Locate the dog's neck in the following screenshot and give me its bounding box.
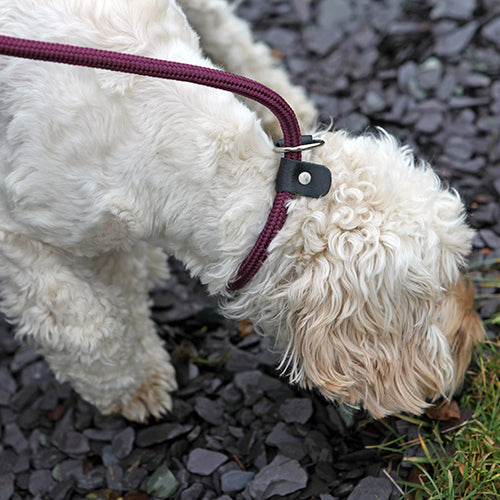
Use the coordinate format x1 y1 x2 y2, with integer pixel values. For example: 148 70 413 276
123 79 279 294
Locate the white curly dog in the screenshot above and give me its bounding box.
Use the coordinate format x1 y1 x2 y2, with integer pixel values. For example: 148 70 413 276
0 0 484 421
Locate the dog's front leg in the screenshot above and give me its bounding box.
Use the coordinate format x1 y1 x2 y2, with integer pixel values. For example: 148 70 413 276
0 232 176 422
177 0 317 138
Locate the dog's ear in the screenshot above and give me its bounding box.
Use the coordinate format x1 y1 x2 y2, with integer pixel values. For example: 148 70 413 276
281 250 460 418
435 277 485 394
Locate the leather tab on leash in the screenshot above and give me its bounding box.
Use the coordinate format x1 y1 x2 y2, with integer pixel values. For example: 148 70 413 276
277 158 331 198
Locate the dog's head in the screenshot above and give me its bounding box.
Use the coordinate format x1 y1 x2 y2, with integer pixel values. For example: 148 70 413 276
227 129 484 418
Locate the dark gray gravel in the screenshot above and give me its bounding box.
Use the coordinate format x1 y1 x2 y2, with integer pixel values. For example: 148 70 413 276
1 0 499 499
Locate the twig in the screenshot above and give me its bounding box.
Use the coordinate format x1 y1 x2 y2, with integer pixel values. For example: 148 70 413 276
383 468 405 496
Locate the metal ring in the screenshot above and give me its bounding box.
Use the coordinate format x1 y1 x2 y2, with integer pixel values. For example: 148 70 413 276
273 139 325 154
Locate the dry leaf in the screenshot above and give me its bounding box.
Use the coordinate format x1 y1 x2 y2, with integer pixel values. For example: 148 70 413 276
454 459 466 477
271 47 283 59
424 399 461 421
238 319 254 338
86 490 121 500
124 492 148 500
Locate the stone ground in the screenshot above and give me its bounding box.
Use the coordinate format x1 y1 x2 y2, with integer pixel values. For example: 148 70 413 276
0 0 499 499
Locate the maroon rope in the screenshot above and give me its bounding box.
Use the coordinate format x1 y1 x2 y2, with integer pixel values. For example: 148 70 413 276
0 34 302 290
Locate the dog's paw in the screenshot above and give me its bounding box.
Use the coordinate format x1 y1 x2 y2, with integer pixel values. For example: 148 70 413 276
104 364 178 422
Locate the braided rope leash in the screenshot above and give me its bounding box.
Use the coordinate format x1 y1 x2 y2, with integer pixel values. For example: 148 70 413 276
0 34 329 290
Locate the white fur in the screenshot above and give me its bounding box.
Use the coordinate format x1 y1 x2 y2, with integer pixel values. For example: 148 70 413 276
0 0 482 420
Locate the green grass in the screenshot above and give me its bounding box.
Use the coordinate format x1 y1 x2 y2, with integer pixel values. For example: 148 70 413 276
414 343 499 499
373 259 500 499
373 342 500 499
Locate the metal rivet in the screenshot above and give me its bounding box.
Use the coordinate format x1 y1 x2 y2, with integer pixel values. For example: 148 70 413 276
298 171 312 185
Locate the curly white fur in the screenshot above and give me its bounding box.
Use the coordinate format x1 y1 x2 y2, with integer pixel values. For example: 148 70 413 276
225 130 483 416
0 0 483 421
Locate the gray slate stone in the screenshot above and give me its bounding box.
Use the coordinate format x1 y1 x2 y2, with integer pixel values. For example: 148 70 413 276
180 483 205 500
225 349 259 373
246 455 308 499
75 466 106 490
318 0 352 29
493 178 500 198
261 27 299 55
101 445 118 466
233 370 283 405
482 16 500 49
221 470 255 493
31 448 65 470
417 57 443 90
481 297 500 319
10 383 39 411
122 467 148 490
51 431 90 456
416 112 443 133
431 0 477 21
435 21 478 56
186 448 228 476
49 479 74 500
194 396 223 425
106 463 124 491
279 398 313 424
28 469 56 496
292 0 311 23
3 423 28 453
266 423 307 460
303 23 342 56
304 430 333 462
82 428 117 441
0 367 17 395
347 476 392 500
136 423 193 447
361 91 386 114
111 427 135 459
444 136 473 161
0 473 14 500
10 348 40 372
480 229 500 250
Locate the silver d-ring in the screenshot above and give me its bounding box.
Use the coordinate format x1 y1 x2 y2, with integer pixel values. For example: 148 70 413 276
273 139 325 154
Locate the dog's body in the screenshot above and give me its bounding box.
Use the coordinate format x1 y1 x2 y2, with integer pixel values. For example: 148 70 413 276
0 0 483 421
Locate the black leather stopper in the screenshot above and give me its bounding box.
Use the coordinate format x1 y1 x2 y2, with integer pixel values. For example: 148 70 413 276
276 157 331 198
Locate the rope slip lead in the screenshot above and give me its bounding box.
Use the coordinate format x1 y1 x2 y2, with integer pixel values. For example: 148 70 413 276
0 34 331 291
